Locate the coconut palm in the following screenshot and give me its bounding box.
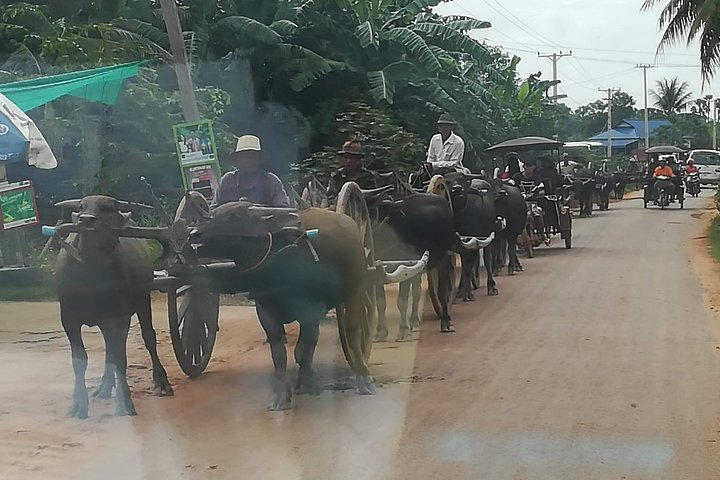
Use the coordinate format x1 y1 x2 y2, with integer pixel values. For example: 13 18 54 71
642 0 720 82
650 77 693 114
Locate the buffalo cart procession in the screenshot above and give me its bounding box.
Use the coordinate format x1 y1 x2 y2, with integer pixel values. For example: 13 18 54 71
43 124 682 418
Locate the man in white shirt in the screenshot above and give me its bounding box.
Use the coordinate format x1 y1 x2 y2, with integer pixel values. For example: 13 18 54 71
426 113 467 172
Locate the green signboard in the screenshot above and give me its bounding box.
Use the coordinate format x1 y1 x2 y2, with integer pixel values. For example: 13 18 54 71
171 119 221 201
0 180 39 230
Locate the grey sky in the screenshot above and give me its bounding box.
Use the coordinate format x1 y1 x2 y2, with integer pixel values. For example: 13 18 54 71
436 0 712 110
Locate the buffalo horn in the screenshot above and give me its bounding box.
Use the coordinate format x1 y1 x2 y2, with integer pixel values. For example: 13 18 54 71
116 200 154 212
247 206 297 215
55 199 82 210
458 232 495 251
381 250 430 284
380 199 404 207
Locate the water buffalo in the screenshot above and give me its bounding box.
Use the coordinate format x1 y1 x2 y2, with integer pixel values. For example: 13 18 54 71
573 168 596 217
54 196 173 418
450 180 500 300
611 172 627 199
374 193 467 334
190 201 394 410
594 172 612 210
491 182 527 275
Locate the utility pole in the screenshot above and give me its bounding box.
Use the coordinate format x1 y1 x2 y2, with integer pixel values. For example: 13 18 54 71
635 64 654 149
159 0 200 122
599 88 620 159
538 51 572 103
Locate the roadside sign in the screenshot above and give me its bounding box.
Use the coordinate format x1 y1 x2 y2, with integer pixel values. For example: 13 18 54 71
172 119 221 201
0 180 39 230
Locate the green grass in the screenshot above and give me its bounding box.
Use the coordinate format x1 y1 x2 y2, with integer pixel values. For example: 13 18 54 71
0 283 55 301
709 215 720 264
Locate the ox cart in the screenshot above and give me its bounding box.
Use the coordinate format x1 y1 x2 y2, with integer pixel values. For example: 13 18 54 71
47 183 429 378
487 136 573 250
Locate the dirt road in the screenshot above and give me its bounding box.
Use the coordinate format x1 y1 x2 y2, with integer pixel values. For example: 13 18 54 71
2 194 720 480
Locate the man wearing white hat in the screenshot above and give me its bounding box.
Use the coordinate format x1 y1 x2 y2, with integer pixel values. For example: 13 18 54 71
211 135 289 207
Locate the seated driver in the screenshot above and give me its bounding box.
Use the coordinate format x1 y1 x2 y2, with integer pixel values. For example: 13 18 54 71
685 159 699 174
653 158 676 178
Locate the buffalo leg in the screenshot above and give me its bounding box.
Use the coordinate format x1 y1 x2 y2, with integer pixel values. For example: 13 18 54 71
396 281 412 341
408 276 422 331
458 251 477 302
337 298 376 395
374 284 389 342
508 236 523 274
62 319 89 419
103 320 136 416
294 320 321 395
93 328 115 399
256 301 292 410
137 295 173 396
438 254 455 332
484 246 498 296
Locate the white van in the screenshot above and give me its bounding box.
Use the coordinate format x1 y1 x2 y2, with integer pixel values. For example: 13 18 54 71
687 149 720 185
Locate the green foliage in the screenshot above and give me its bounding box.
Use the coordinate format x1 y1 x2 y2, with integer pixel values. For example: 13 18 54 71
654 113 712 148
299 101 425 178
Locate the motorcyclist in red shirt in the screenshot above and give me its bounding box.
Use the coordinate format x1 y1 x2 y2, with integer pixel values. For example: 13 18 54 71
684 159 699 174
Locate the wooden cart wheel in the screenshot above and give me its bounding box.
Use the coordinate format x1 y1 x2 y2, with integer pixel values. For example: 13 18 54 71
426 175 459 318
168 284 220 378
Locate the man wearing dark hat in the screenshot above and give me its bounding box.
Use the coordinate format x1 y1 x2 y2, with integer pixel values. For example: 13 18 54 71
426 113 467 172
326 140 377 200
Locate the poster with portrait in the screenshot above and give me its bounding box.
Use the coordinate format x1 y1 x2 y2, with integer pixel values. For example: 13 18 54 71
172 119 219 167
0 180 39 230
183 163 220 201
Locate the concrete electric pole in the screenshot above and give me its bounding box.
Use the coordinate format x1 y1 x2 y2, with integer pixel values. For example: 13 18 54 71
599 87 620 159
159 0 200 122
538 51 572 103
635 64 654 149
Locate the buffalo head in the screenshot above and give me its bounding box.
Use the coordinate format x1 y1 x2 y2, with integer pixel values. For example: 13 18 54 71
56 195 153 231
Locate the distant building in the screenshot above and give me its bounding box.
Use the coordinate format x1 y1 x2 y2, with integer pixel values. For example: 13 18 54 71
588 119 672 154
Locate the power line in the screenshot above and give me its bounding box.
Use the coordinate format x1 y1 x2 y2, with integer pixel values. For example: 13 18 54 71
538 51 573 102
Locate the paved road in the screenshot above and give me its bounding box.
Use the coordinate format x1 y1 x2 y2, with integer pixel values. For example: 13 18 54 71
2 193 720 479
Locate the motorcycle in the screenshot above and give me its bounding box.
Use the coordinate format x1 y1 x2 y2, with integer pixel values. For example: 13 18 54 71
686 172 701 197
654 175 678 210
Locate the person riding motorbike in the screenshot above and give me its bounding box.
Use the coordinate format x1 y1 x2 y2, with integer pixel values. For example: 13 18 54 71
652 158 676 205
685 159 699 174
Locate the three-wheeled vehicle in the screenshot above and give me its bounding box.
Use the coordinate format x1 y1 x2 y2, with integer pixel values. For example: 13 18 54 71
642 146 686 210
487 136 573 250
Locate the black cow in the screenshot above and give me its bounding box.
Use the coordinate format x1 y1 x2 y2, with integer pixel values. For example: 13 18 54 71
54 196 173 418
611 172 627 199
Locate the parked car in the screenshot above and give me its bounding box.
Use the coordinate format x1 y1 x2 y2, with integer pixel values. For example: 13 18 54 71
687 149 720 186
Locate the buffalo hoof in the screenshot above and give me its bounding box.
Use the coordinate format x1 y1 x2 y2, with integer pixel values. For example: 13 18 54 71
373 328 389 343
295 369 322 396
396 327 412 342
440 320 456 333
268 388 293 411
153 380 174 397
93 380 114 399
488 287 499 296
68 401 88 419
115 397 137 416
355 375 376 395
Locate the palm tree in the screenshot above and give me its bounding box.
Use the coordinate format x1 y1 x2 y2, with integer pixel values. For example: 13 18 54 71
650 77 693 114
642 0 720 82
